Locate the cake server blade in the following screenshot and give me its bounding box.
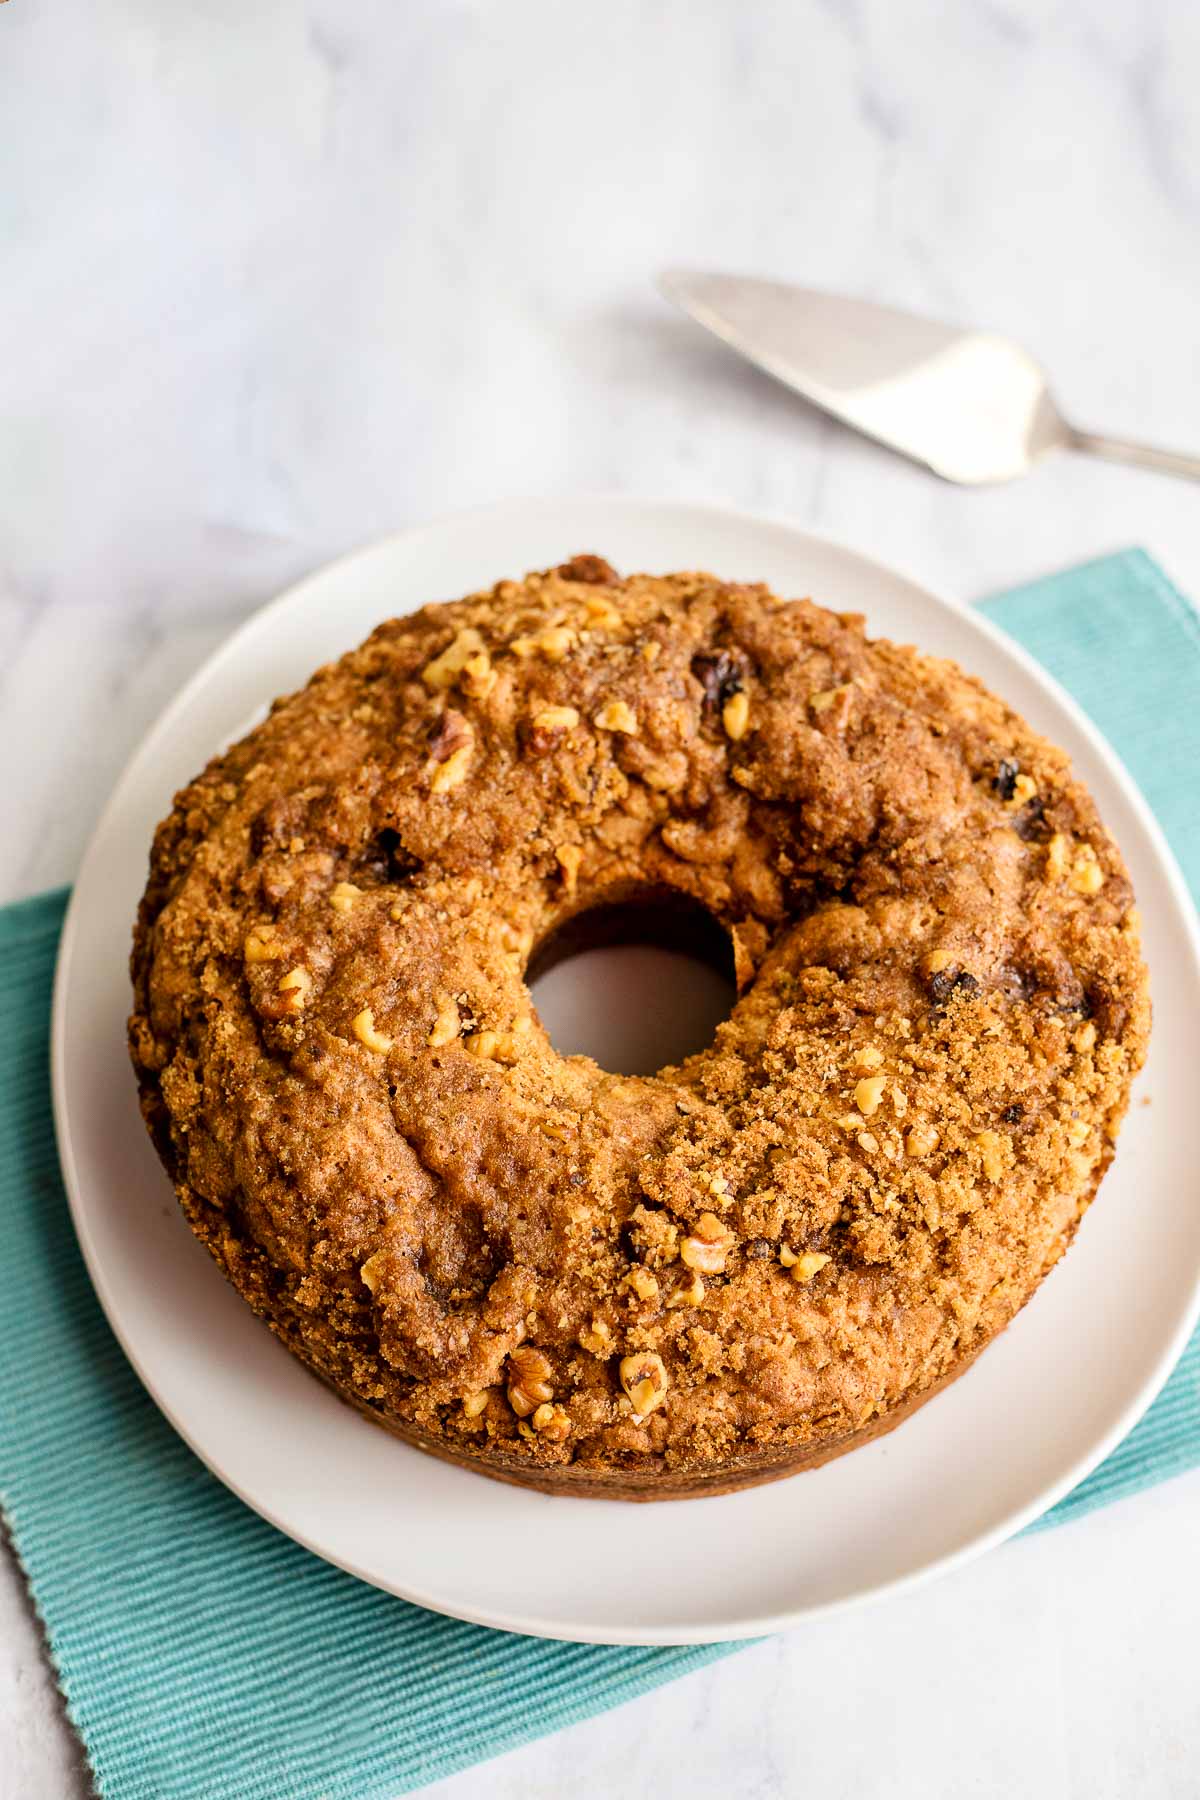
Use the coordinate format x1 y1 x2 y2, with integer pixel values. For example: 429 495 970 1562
659 269 1200 486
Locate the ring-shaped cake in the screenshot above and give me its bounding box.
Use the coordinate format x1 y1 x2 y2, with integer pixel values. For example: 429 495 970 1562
129 556 1149 1497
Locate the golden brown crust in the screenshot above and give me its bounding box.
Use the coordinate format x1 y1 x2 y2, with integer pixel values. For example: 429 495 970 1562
129 558 1150 1498
296 1332 990 1498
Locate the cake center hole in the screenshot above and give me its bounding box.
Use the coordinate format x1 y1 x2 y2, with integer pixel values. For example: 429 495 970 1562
527 892 737 1076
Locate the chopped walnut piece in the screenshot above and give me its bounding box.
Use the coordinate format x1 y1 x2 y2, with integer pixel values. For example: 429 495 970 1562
507 1346 554 1417
462 1389 491 1419
1046 833 1071 881
539 625 576 661
680 1211 736 1274
329 881 362 914
1070 846 1105 895
666 1270 705 1308
555 843 584 895
624 1266 659 1302
531 1401 571 1442
465 1018 529 1062
460 650 496 700
579 1317 613 1355
359 1250 386 1294
532 705 580 735
431 743 473 793
513 626 576 662
1067 1118 1091 1148
857 1130 880 1155
497 921 534 975
244 924 284 963
619 1351 668 1418
722 690 750 740
810 683 853 714
277 966 312 1012
852 1045 884 1072
854 1074 887 1116
352 1006 393 1053
423 627 485 690
583 594 621 628
429 717 475 794
595 698 639 735
428 706 472 755
427 994 461 1047
906 1121 940 1158
974 1130 1009 1180
790 1251 831 1283
697 1169 731 1204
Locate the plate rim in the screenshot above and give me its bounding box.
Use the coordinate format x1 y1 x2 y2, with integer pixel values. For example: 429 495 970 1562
50 494 1200 1645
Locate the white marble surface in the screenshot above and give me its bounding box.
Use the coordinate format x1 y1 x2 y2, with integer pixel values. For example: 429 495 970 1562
2 1 1200 1795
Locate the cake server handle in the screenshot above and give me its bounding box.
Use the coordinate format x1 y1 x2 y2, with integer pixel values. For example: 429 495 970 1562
1066 427 1200 483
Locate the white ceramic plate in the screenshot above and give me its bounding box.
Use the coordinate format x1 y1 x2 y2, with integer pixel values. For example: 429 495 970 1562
53 498 1200 1646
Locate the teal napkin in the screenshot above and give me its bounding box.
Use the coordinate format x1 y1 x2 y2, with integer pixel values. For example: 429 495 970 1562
2 548 1198 1800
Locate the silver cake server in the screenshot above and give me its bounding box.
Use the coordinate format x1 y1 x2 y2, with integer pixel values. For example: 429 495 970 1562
660 270 1200 486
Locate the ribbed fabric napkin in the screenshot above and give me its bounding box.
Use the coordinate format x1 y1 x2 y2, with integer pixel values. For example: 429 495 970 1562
1 549 1198 1800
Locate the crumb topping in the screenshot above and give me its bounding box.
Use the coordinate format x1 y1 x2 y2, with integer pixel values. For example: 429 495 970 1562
129 557 1149 1492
